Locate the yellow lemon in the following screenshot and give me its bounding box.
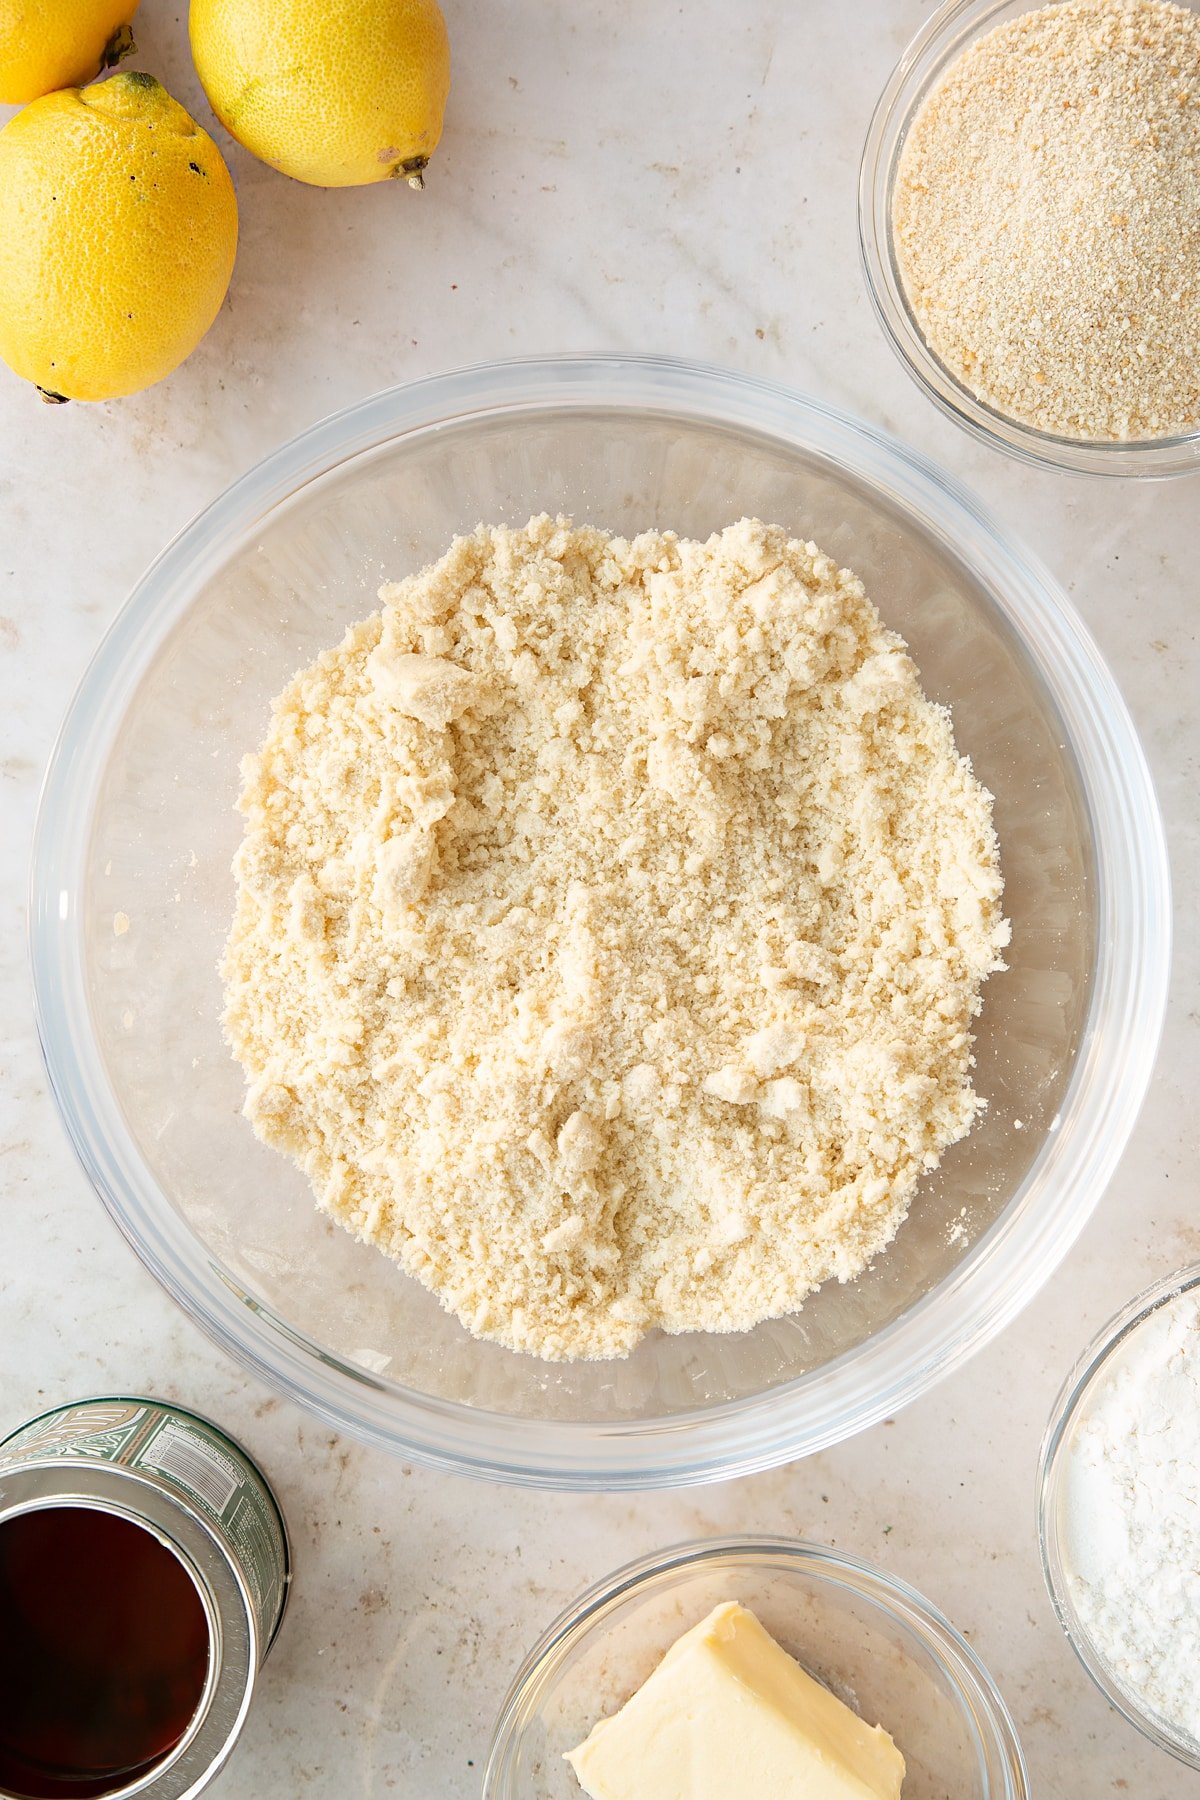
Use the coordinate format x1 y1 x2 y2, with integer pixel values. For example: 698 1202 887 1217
189 0 450 189
0 0 140 106
0 72 237 401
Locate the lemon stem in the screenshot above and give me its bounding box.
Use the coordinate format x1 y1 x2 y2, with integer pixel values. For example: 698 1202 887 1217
396 155 428 190
100 24 136 71
37 388 69 405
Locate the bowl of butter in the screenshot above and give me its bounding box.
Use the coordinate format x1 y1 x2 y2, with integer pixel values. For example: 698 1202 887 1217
484 1536 1028 1799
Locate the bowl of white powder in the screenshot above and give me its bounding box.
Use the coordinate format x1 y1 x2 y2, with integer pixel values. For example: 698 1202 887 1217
1039 1266 1200 1768
860 0 1200 475
30 355 1169 1486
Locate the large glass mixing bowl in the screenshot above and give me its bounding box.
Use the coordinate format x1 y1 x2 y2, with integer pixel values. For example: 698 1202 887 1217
30 356 1169 1489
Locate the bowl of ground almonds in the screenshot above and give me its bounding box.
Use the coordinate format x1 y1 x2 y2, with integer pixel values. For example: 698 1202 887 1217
31 355 1168 1487
861 0 1200 475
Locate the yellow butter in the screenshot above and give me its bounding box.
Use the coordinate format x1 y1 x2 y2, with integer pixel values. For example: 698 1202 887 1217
565 1600 905 1800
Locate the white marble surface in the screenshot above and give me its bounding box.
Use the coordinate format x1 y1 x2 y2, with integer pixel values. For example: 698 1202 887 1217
1 2 1197 1794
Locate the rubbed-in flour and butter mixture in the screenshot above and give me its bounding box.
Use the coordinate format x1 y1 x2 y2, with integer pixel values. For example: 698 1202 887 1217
222 516 1009 1361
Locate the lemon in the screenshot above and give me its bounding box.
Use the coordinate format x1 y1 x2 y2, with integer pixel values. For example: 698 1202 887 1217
0 0 140 106
189 0 450 189
0 72 237 401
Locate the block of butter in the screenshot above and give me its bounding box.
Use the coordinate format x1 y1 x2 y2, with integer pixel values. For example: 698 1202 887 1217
565 1600 905 1800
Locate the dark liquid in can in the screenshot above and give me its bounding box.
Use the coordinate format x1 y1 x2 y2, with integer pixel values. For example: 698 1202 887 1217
0 1506 211 1798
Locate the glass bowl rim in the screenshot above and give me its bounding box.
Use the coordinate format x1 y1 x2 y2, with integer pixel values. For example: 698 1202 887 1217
1037 1263 1200 1769
858 0 1200 478
483 1532 1031 1798
28 351 1171 1490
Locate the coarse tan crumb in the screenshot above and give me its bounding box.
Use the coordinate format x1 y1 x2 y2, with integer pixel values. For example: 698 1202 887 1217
893 0 1200 443
222 517 1009 1362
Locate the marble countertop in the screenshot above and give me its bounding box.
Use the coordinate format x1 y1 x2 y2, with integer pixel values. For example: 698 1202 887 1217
2 2 1197 1794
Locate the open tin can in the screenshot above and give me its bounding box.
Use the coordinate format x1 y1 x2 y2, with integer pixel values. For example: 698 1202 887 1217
0 1397 291 1799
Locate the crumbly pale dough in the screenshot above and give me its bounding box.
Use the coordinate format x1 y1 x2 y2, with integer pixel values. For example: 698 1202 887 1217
893 0 1200 442
223 517 1008 1362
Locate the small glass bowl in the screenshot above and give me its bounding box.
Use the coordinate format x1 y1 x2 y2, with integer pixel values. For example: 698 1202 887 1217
484 1537 1029 1798
1038 1264 1200 1769
859 0 1200 478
